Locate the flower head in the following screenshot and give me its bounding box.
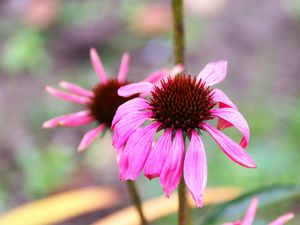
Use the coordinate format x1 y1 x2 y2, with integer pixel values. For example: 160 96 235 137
43 48 183 152
223 197 294 225
112 60 256 207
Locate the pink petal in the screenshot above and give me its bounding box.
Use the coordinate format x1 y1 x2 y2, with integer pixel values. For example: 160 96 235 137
222 222 241 225
43 110 92 128
144 69 167 83
212 89 238 109
113 111 152 149
184 130 207 207
46 86 91 104
160 130 185 197
118 123 160 180
118 82 154 97
144 129 172 179
241 198 258 225
210 108 250 148
58 110 94 127
268 212 295 225
202 123 256 168
168 64 184 78
90 48 108 83
59 81 94 97
197 61 227 86
77 124 105 152
118 53 130 83
112 97 149 128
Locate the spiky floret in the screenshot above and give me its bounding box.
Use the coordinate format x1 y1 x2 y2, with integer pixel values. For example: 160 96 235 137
149 75 215 131
89 79 135 127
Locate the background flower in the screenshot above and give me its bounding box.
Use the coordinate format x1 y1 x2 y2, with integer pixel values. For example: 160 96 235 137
43 48 182 152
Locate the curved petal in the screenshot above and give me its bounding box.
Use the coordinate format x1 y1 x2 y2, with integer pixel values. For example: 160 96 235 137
90 48 108 83
212 89 238 109
184 131 207 207
59 81 94 97
160 130 185 197
118 82 154 97
212 88 238 130
118 122 160 180
202 123 256 168
77 124 105 152
118 53 130 83
112 97 149 128
43 110 92 128
197 60 227 86
210 108 250 148
241 198 258 225
46 86 91 104
144 129 172 179
113 111 152 149
144 69 167 83
269 213 294 225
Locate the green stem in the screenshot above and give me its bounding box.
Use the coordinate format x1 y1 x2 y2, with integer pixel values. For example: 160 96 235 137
172 0 185 65
126 180 148 225
172 1 190 225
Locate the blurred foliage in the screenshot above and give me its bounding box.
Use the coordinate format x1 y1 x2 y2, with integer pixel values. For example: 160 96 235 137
16 145 76 198
1 29 50 74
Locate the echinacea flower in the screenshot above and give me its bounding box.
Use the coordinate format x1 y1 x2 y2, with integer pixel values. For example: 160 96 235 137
112 60 256 207
43 48 183 152
223 197 294 225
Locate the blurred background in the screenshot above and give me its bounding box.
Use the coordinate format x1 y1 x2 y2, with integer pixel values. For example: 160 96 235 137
0 0 300 224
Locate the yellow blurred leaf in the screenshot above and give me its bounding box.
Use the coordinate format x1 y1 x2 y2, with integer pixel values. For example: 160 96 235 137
91 186 242 225
0 186 120 225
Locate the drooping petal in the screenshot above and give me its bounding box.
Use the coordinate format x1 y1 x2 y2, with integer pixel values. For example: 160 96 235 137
268 212 294 225
59 81 94 97
241 198 258 225
43 110 92 128
118 122 160 180
58 110 94 127
144 129 172 179
118 53 130 83
160 130 185 197
77 124 105 152
118 82 154 97
197 60 227 86
210 108 250 148
46 86 91 104
113 111 152 149
112 97 150 128
90 48 108 83
202 123 256 168
184 130 207 207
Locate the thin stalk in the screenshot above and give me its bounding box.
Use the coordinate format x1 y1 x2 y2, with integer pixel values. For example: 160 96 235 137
126 180 148 225
172 0 190 225
172 0 185 65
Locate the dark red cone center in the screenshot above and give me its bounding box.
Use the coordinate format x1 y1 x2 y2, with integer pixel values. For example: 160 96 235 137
89 79 136 127
149 75 215 131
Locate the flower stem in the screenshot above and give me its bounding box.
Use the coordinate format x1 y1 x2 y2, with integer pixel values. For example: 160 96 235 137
126 180 148 225
172 1 190 224
172 0 185 65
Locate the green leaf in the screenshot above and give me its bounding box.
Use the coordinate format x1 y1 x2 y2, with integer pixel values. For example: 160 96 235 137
199 185 300 225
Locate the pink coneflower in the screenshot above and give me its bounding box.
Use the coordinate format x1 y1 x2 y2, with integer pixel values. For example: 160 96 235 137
223 197 294 225
112 60 256 207
43 48 182 152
